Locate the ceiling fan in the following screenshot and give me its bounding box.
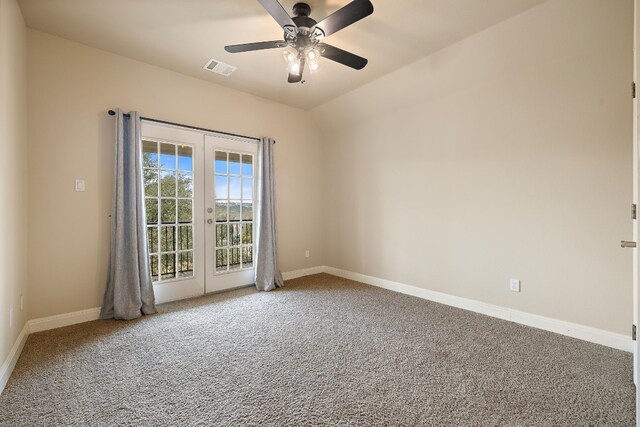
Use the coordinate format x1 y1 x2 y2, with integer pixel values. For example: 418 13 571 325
224 0 374 83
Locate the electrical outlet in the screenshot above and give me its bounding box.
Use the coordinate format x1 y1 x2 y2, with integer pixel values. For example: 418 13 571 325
9 307 13 329
305 249 310 258
20 294 23 311
510 279 521 292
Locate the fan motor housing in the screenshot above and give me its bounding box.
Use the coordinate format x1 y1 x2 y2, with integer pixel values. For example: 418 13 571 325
292 3 311 17
291 3 316 29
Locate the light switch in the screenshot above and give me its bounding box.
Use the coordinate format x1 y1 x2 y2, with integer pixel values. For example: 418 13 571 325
75 179 85 192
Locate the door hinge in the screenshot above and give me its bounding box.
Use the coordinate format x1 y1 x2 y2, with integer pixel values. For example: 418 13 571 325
633 82 637 99
633 204 637 220
633 324 636 341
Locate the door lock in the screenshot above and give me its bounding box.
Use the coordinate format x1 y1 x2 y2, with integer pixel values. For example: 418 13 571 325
207 208 213 214
621 240 637 248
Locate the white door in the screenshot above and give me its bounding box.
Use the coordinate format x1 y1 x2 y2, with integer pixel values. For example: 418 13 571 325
141 122 206 303
204 134 258 292
141 122 258 302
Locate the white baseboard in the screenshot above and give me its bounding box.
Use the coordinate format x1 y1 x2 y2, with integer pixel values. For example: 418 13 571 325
0 307 102 395
282 266 326 281
324 266 632 353
0 323 29 395
28 307 102 334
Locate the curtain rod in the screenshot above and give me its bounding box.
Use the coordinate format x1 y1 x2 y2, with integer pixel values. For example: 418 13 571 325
107 110 264 143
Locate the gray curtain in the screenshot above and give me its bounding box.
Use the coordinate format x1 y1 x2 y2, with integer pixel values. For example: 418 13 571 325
255 137 284 291
100 109 157 320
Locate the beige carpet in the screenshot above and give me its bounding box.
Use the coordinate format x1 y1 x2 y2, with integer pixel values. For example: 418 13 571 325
0 273 634 426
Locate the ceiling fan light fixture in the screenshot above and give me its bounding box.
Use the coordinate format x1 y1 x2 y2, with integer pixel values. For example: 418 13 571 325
282 47 297 64
307 48 319 61
306 48 320 72
289 60 302 76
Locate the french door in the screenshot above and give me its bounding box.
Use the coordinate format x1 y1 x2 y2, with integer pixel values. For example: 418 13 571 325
204 134 257 292
141 121 258 303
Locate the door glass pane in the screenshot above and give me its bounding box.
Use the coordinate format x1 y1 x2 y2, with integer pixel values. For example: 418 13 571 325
160 143 176 169
177 172 193 198
178 251 193 277
242 178 253 200
242 246 253 268
229 201 241 222
229 177 241 199
160 171 176 197
230 224 241 246
229 153 241 175
144 169 158 197
229 247 241 270
177 145 193 171
161 199 176 223
161 253 176 279
215 201 228 222
241 202 253 221
150 254 159 282
143 140 158 168
148 227 158 253
215 151 227 173
216 224 228 247
146 198 158 225
216 249 228 272
242 223 252 245
160 225 176 252
178 199 192 223
178 225 193 251
215 176 228 199
241 154 253 176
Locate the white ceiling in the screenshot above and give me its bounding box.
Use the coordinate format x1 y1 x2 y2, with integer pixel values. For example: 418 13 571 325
18 0 546 110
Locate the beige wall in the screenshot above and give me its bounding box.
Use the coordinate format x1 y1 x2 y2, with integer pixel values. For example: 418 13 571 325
312 0 633 334
0 0 28 365
27 30 325 319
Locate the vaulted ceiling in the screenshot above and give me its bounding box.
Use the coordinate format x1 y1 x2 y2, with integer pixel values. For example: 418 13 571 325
18 0 546 109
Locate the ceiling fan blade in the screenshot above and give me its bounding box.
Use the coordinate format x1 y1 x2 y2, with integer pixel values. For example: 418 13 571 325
319 43 368 70
288 58 305 83
224 40 287 53
257 0 296 31
313 0 373 38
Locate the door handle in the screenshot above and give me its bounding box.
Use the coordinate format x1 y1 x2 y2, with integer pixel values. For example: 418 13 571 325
621 240 637 248
207 219 213 225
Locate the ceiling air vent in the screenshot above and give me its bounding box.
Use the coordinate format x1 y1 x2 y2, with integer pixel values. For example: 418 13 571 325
203 58 236 76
